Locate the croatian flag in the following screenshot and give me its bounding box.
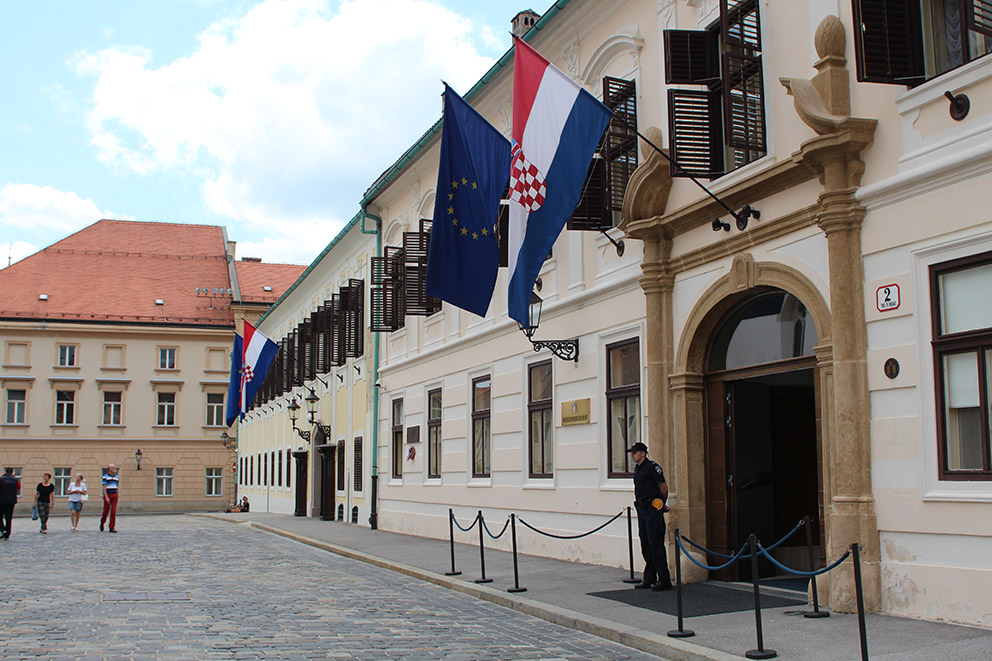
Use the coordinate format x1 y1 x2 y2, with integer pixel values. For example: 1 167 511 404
507 36 612 326
225 320 279 427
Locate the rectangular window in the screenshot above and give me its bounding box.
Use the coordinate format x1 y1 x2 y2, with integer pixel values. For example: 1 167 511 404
472 377 492 478
337 440 346 490
931 252 992 479
354 436 363 491
278 450 284 487
206 467 223 496
392 398 404 479
853 0 992 86
249 456 254 485
159 347 177 370
529 362 554 478
156 467 174 496
206 393 224 426
103 391 122 426
428 389 442 479
607 339 641 477
271 452 275 488
55 390 75 425
665 0 765 179
287 448 293 487
156 392 176 426
54 467 72 497
5 389 25 424
58 344 77 367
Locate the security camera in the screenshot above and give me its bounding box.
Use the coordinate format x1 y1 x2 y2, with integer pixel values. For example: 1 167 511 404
374 380 382 389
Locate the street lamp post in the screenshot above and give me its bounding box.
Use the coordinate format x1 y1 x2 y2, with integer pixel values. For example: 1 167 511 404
518 292 579 362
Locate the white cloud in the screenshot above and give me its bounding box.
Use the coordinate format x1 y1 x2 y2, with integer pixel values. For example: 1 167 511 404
71 0 500 240
0 183 112 232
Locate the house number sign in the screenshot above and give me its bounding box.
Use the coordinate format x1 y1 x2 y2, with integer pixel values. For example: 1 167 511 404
876 284 900 312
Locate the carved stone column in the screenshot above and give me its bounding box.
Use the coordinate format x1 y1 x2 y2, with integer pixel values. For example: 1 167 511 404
782 15 880 612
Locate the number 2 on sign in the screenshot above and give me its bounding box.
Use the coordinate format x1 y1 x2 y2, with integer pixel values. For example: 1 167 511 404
876 284 900 312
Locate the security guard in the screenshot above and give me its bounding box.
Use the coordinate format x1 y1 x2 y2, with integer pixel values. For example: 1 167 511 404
629 442 672 591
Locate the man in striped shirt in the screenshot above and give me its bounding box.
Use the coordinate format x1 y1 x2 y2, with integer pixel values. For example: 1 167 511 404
100 464 120 533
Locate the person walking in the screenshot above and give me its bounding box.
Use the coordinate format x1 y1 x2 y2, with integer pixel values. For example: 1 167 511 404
628 442 673 591
100 464 120 533
66 474 87 531
35 473 55 534
0 467 20 539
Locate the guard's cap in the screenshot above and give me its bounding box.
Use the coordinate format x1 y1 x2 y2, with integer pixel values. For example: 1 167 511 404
626 442 648 453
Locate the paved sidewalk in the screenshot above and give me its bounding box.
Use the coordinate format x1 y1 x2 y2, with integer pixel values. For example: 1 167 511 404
199 512 992 660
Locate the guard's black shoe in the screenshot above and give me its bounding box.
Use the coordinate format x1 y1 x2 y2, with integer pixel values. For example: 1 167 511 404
99 523 104 532
651 581 673 591
633 581 653 590
109 529 117 533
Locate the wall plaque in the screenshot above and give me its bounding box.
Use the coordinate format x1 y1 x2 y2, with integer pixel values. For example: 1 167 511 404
561 398 591 426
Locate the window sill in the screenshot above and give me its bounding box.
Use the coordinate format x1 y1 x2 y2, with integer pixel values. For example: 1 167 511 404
423 478 442 486
53 365 80 371
1 423 28 427
154 494 174 498
467 478 492 487
152 425 179 429
97 424 126 429
50 424 78 429
522 480 555 490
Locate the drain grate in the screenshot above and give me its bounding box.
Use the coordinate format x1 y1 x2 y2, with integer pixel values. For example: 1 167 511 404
103 592 190 602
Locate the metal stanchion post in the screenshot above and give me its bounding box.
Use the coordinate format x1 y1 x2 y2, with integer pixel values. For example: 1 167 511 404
745 534 776 659
803 515 828 618
445 508 461 576
852 543 869 661
667 530 695 638
623 506 639 583
475 510 492 584
507 513 527 593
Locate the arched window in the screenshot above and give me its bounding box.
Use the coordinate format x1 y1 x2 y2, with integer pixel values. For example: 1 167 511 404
708 290 817 372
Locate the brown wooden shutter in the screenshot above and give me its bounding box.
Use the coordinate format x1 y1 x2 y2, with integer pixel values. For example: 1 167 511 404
329 294 345 367
968 0 992 37
344 278 364 357
497 184 510 267
311 309 325 374
668 88 723 178
721 0 765 157
852 0 924 85
336 441 345 490
370 246 406 332
402 229 440 316
567 156 609 230
603 76 637 218
353 437 363 491
664 29 718 84
295 327 306 386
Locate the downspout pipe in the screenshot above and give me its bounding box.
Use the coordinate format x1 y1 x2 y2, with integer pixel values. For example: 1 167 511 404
360 205 382 529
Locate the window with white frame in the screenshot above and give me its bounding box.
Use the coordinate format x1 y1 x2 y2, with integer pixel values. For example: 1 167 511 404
930 251 992 479
205 467 222 496
472 377 491 478
427 389 442 479
10 467 22 497
157 392 176 426
156 467 174 496
54 467 72 497
55 390 75 425
392 398 404 479
5 389 25 424
528 362 554 478
159 347 177 370
206 392 224 426
102 391 122 425
57 344 77 367
607 339 641 477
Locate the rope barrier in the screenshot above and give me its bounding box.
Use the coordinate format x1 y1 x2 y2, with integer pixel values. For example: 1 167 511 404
517 510 624 540
451 511 479 533
756 543 852 577
482 516 510 540
675 535 751 572
677 517 806 560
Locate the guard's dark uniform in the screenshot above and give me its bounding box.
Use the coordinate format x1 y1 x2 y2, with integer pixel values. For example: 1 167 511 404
633 458 672 587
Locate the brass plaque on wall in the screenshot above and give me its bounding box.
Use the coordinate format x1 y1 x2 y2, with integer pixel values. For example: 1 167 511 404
561 398 591 426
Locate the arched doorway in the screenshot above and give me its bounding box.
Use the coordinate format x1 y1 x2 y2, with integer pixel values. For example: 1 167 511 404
703 289 823 583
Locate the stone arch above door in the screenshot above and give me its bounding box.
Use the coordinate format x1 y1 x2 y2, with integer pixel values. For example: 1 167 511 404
675 254 832 375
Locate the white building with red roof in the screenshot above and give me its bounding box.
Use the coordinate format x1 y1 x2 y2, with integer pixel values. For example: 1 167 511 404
0 219 303 514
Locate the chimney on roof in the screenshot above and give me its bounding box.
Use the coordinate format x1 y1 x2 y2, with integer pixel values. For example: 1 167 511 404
242 257 262 262
512 9 539 37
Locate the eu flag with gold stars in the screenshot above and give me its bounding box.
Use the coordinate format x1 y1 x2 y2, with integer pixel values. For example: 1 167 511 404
425 83 510 317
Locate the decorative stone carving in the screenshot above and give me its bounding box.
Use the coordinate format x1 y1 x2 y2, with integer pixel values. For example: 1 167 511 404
729 253 756 291
564 43 579 79
619 126 673 229
498 99 511 137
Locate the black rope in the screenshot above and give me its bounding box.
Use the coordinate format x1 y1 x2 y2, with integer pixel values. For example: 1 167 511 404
481 516 510 540
517 510 624 540
451 511 479 533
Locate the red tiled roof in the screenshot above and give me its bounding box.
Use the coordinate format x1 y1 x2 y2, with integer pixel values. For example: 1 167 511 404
234 260 307 304
0 219 234 326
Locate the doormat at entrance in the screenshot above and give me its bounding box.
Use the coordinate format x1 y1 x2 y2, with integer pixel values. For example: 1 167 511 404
588 583 805 617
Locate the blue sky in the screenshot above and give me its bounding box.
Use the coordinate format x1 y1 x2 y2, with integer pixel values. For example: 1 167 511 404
0 1 521 266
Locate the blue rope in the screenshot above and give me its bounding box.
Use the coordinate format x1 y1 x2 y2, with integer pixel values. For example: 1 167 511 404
678 518 806 560
756 543 852 577
764 519 806 552
675 535 751 571
517 510 624 540
451 511 479 533
482 516 510 540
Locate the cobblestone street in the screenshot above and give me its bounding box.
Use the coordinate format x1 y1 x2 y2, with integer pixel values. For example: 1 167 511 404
0 515 655 660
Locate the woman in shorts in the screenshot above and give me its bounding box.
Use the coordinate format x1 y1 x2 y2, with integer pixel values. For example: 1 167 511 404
66 473 87 531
